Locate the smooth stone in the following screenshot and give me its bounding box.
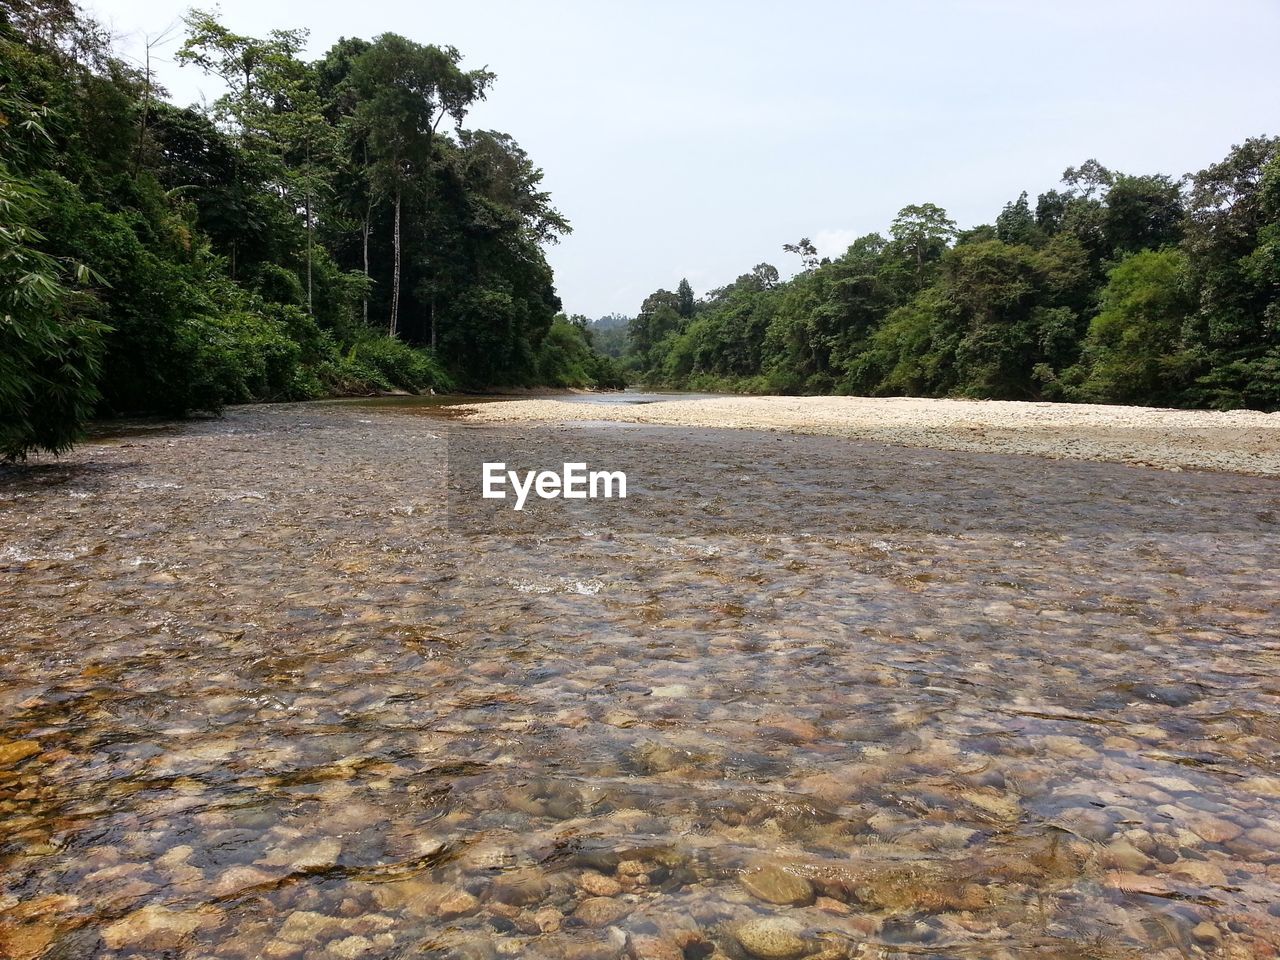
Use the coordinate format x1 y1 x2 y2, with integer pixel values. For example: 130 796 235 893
438 890 480 919
533 907 562 933
101 905 207 951
329 935 374 958
649 684 690 698
740 865 815 907
490 869 550 906
573 896 632 927
277 911 348 943
628 934 684 960
259 838 341 872
579 872 622 897
733 917 809 960
1103 839 1151 872
209 864 277 897
1191 921 1221 944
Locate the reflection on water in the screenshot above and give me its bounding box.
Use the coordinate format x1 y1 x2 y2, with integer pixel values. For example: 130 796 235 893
1 402 1278 959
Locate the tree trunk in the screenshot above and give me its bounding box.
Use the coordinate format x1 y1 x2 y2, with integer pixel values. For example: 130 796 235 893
361 204 370 326
390 186 401 338
430 291 436 350
132 44 151 180
305 184 313 315
360 142 370 326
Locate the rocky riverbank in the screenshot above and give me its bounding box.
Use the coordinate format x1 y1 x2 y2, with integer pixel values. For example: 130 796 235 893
456 394 1280 474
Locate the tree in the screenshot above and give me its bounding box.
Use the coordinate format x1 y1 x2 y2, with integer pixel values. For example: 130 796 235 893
1074 249 1194 404
751 263 780 289
677 277 694 318
1103 174 1184 256
783 237 819 272
1062 159 1114 201
996 191 1038 245
890 203 957 287
349 35 493 337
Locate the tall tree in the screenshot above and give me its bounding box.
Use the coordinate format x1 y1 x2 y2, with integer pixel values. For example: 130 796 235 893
890 203 957 287
677 277 694 318
349 35 493 337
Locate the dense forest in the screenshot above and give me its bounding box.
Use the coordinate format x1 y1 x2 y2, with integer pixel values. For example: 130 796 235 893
5 0 1278 462
612 141 1280 410
1 0 621 459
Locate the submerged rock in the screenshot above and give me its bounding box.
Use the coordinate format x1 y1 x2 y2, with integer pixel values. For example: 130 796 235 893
490 868 550 906
0 740 41 767
573 896 632 927
740 865 815 906
101 905 211 951
438 889 480 919
579 871 623 897
731 917 810 959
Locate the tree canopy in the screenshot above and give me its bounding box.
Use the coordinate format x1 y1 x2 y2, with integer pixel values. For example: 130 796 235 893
0 2 620 459
608 138 1280 410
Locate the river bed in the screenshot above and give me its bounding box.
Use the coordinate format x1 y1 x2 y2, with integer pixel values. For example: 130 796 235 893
1 400 1279 959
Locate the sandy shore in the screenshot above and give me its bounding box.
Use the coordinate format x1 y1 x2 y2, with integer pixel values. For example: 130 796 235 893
455 395 1280 475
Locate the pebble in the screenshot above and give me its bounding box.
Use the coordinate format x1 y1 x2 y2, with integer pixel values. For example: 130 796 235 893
628 934 685 960
278 911 348 943
732 917 809 960
740 864 815 906
814 896 850 915
328 935 374 958
1191 921 1221 944
490 869 550 906
1103 839 1151 872
438 890 480 919
580 872 623 897
533 907 563 933
209 864 277 897
573 896 632 927
650 684 690 698
1185 813 1243 844
101 905 208 950
261 838 342 872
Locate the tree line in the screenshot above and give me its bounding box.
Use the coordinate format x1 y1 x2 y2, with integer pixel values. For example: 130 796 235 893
1 0 621 460
611 141 1280 410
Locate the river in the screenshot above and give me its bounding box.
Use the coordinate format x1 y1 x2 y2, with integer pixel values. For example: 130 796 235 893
1 397 1278 959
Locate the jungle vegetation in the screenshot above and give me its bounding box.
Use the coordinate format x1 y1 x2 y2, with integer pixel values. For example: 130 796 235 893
1 0 621 459
612 143 1280 410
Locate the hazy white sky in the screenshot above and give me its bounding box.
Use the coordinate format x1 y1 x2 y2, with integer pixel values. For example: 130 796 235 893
84 0 1280 318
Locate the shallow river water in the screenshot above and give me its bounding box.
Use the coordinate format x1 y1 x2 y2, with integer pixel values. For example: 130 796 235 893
2 400 1279 960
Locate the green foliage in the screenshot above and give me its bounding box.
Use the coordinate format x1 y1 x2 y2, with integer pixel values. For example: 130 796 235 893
0 4 614 457
619 139 1280 412
1070 249 1194 405
0 166 105 459
340 332 454 394
536 317 626 389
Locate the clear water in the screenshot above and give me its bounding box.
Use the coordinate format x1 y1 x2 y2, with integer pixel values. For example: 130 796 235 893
1 402 1277 959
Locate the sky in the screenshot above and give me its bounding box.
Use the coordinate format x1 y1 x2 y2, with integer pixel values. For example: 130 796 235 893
84 0 1280 318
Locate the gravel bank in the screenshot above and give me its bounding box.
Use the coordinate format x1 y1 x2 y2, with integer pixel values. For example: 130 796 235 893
456 395 1280 475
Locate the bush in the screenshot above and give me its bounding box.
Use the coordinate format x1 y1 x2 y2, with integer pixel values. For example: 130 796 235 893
337 333 454 394
0 170 106 459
